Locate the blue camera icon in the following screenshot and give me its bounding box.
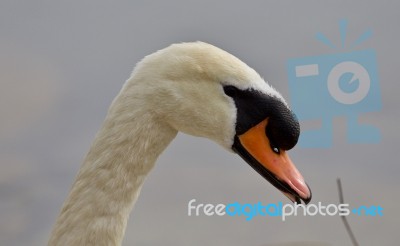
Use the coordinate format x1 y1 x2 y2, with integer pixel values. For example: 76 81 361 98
287 49 381 148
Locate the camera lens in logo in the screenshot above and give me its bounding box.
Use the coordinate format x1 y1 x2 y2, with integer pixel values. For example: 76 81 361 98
327 61 371 105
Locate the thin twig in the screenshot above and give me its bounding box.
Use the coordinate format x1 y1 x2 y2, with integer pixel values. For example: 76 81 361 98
337 178 359 246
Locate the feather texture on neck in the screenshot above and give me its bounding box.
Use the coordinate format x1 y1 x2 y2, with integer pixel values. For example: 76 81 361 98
48 87 177 245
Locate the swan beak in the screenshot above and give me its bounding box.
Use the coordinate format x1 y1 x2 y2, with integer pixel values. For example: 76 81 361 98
232 119 312 204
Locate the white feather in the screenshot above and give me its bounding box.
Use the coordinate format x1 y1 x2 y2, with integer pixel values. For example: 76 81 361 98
48 42 288 245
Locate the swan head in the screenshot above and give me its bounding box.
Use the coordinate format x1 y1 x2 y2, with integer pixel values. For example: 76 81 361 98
129 42 311 204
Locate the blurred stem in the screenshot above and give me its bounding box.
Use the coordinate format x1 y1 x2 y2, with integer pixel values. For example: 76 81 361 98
337 178 359 246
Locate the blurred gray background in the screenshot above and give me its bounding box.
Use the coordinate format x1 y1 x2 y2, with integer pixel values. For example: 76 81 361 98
1 1 399 245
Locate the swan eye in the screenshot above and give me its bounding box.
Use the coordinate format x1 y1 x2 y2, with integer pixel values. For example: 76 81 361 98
223 85 239 97
271 143 280 154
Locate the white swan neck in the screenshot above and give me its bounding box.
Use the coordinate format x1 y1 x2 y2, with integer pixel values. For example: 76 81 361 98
48 92 177 245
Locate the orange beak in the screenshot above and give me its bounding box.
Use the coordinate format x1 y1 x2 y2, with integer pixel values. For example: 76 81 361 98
233 118 311 204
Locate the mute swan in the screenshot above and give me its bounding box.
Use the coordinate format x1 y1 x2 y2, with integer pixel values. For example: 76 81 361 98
48 42 311 245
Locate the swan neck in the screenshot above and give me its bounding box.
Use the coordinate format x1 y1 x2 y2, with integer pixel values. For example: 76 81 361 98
48 93 177 245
